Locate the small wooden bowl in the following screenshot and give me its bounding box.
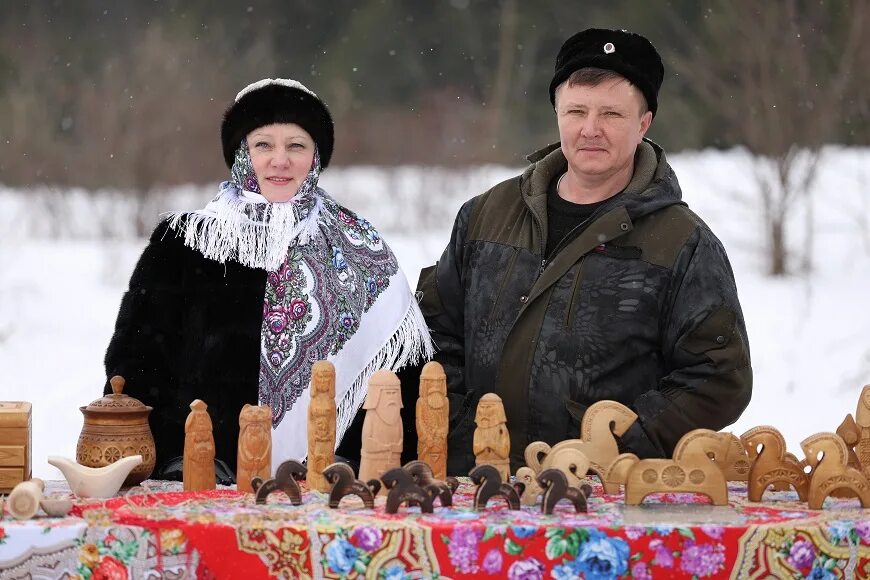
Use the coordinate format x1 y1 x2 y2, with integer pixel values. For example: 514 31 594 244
40 497 74 517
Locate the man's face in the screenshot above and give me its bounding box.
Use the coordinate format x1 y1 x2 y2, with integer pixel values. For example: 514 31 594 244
555 77 652 182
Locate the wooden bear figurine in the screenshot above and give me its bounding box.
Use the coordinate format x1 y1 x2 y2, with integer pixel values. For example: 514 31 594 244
183 399 216 491
307 361 337 493
237 404 272 493
468 464 523 511
741 425 809 502
403 460 458 507
359 370 403 493
801 432 870 509
381 467 434 514
473 394 510 482
537 468 593 514
525 400 638 493
251 460 306 505
624 429 730 506
323 462 381 509
416 362 449 480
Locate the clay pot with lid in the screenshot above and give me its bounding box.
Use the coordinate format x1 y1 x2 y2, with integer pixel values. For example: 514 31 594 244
77 376 156 486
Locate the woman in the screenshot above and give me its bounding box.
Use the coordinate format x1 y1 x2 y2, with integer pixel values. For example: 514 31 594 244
104 78 432 482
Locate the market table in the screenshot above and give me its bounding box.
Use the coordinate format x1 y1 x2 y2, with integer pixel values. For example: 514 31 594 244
1 479 868 579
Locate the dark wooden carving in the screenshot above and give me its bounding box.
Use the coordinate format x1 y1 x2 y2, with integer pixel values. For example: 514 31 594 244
251 459 306 505
323 462 380 509
381 467 434 514
537 468 592 514
468 464 523 511
403 460 455 507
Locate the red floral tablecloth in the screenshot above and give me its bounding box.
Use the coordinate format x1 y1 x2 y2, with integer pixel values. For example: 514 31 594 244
2 479 869 579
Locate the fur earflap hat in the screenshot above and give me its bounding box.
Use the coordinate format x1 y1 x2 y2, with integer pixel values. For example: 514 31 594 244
221 78 335 169
549 28 664 116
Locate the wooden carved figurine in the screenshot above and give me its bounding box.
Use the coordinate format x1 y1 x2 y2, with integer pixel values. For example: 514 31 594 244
601 453 640 495
718 432 752 482
468 464 523 511
517 444 590 506
741 425 809 502
8 478 44 520
473 394 510 482
323 462 380 509
624 429 730 506
853 385 870 478
381 467 434 514
526 400 638 493
403 460 458 507
417 361 449 480
251 460 306 505
537 469 592 515
801 432 870 509
836 414 862 470
307 361 337 493
359 370 403 492
237 404 272 493
183 399 216 491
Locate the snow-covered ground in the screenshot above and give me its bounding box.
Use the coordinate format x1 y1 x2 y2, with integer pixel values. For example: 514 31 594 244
1 147 869 479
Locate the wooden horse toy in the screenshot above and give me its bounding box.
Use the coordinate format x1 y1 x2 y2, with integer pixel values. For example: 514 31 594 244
601 453 639 494
381 467 435 514
403 460 458 507
517 445 590 506
468 464 523 511
741 425 809 502
800 432 870 509
525 400 638 493
322 462 381 509
251 460 307 505
537 469 593 515
719 433 752 481
624 429 730 506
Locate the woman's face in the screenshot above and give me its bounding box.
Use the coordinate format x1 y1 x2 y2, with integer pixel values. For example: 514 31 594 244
246 123 315 202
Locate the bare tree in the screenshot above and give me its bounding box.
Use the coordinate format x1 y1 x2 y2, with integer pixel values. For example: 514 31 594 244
667 0 870 275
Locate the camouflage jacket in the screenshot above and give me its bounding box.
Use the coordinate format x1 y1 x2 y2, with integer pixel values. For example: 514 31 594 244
417 140 752 474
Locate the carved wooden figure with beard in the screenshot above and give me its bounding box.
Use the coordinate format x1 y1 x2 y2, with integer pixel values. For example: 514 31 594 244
183 399 216 491
417 361 449 479
237 404 272 493
359 370 403 493
307 360 337 492
855 385 870 478
474 393 510 482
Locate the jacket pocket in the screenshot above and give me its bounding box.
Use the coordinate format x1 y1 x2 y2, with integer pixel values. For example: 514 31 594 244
681 305 736 354
488 247 520 319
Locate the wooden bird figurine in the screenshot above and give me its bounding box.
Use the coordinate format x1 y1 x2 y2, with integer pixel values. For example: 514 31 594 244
251 459 306 505
801 432 870 509
624 429 730 506
525 400 638 493
237 404 272 493
381 467 434 514
416 362 449 480
183 399 215 491
537 468 593 514
741 425 809 502
468 464 523 511
307 361 337 493
323 462 380 509
403 460 458 507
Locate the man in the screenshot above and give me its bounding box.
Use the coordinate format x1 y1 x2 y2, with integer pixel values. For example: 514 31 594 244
417 28 752 474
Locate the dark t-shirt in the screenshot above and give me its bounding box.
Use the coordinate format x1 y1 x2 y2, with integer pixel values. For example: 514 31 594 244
545 172 608 258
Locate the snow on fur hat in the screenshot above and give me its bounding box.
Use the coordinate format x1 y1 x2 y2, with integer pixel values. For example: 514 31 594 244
221 78 335 169
549 28 664 116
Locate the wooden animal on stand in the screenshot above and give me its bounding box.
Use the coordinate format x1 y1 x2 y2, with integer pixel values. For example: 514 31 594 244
323 462 381 509
473 394 510 482
831 415 861 498
403 460 458 507
516 445 591 506
741 425 809 502
381 467 434 514
237 404 272 494
800 432 870 509
853 385 870 479
624 429 730 506
416 361 449 480
719 433 753 482
251 460 307 505
468 464 523 511
307 361 337 493
359 370 403 494
537 469 593 515
183 400 216 491
525 400 638 493
601 453 640 495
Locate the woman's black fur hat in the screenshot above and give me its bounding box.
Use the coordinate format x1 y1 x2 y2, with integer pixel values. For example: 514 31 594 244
221 79 335 169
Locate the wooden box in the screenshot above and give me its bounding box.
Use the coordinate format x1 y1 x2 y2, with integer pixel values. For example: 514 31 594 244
0 401 32 492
